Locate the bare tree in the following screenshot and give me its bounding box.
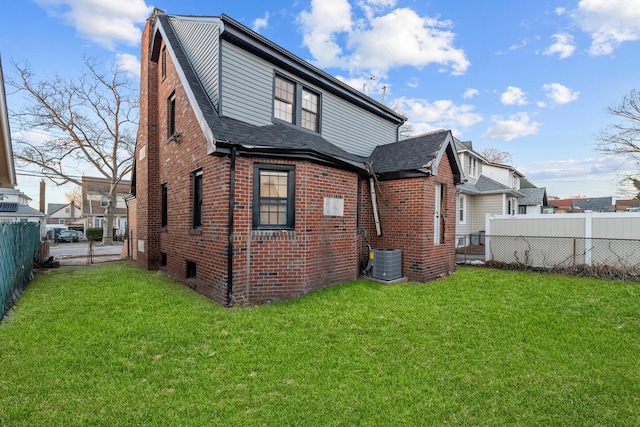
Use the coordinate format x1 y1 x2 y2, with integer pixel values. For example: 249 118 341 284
65 186 83 207
8 57 136 245
386 101 415 140
481 147 513 164
595 89 640 195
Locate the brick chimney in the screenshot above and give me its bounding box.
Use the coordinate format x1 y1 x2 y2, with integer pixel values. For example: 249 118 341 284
39 179 45 213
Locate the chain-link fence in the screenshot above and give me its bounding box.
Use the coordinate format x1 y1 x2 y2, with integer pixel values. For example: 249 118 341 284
456 234 640 281
1 222 40 320
47 239 125 265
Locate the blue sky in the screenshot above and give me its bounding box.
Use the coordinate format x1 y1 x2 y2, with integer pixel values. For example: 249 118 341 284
2 0 640 206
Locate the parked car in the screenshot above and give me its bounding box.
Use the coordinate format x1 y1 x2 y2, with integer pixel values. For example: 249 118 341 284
58 230 79 243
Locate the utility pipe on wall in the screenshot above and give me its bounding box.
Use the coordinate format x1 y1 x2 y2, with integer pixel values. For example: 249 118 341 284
370 177 382 236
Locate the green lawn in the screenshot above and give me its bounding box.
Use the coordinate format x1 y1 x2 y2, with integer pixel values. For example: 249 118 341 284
1 262 639 426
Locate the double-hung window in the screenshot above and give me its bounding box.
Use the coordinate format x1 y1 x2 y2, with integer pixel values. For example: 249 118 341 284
253 164 295 229
273 75 320 132
458 194 466 224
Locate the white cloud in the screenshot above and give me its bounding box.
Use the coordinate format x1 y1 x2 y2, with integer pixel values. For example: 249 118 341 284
555 7 567 16
543 83 580 104
298 2 469 75
252 12 270 33
298 0 353 68
544 33 576 59
116 53 140 77
393 97 482 135
500 86 527 106
573 0 640 55
463 88 479 99
34 0 153 50
481 113 540 141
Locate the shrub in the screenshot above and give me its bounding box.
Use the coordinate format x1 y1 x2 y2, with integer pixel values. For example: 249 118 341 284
86 228 103 241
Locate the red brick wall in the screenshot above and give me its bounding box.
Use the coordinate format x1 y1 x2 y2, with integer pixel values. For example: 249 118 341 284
141 28 360 305
359 158 457 283
135 14 160 270
138 18 456 305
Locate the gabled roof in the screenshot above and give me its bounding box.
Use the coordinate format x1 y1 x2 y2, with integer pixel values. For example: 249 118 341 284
47 203 68 216
459 175 524 197
519 187 548 206
453 137 486 161
367 130 463 183
0 54 17 189
152 13 404 165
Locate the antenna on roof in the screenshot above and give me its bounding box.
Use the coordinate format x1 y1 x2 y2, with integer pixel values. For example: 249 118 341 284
367 75 375 96
380 85 387 104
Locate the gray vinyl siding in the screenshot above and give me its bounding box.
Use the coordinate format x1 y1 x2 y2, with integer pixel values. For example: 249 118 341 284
169 18 221 111
219 42 398 155
321 92 397 156
220 41 273 126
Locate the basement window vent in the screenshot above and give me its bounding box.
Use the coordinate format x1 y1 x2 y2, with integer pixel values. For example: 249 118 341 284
186 261 196 279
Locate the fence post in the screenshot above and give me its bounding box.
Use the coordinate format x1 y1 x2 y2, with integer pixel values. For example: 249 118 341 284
585 212 593 266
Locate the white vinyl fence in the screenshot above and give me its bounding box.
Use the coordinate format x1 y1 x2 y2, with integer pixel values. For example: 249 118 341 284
484 212 640 273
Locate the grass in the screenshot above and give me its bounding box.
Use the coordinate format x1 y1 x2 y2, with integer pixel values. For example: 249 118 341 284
1 262 639 426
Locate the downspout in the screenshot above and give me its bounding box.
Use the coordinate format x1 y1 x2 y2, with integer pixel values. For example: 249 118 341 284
370 178 382 236
227 146 237 307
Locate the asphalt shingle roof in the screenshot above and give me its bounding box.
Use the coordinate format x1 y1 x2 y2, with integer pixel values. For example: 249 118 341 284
159 14 367 167
47 203 67 216
519 187 547 206
367 130 450 174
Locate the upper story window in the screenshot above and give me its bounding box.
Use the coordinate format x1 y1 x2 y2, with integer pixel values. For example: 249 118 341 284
161 46 167 79
100 197 108 208
273 74 320 132
301 89 319 131
253 164 295 230
274 76 295 124
512 175 518 189
467 155 478 178
167 92 176 139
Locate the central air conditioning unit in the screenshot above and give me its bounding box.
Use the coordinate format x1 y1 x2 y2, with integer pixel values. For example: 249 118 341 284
371 249 402 281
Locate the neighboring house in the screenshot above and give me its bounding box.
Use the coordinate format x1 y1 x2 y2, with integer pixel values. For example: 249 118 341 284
81 176 130 236
615 199 640 212
46 202 81 225
455 139 525 243
0 54 45 235
571 196 614 212
132 10 463 305
518 178 550 214
551 197 614 213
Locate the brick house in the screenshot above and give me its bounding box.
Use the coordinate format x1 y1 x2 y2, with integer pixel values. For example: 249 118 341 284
132 10 463 305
